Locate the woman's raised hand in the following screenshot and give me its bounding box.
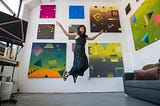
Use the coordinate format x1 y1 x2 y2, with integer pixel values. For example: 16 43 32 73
56 21 62 27
99 29 104 34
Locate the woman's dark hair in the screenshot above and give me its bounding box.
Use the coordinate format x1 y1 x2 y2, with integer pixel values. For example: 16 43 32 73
77 25 88 37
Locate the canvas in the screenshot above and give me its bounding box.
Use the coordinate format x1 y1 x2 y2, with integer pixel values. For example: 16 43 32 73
69 6 84 19
37 24 55 39
130 0 160 50
125 3 131 15
68 24 83 40
40 5 56 18
90 6 122 33
88 43 124 78
28 43 66 78
72 43 76 52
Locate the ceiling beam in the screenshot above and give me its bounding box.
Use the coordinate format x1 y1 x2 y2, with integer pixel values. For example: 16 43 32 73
0 0 15 16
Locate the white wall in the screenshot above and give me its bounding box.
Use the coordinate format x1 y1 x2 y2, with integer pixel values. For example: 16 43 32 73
121 0 160 69
13 0 160 93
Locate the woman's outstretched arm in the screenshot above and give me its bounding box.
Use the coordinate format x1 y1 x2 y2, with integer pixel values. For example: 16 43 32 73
56 21 77 37
87 30 103 40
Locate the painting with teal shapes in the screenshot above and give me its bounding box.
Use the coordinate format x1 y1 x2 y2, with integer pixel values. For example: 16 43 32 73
28 43 66 78
88 43 124 78
130 0 160 50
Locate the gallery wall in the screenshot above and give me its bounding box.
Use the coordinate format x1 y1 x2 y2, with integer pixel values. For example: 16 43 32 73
13 0 160 93
121 0 160 69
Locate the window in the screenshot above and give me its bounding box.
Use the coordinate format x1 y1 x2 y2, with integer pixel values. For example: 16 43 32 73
0 0 20 16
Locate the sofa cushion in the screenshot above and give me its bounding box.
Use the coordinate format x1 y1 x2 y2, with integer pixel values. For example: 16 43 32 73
124 80 160 90
134 67 159 80
142 63 160 70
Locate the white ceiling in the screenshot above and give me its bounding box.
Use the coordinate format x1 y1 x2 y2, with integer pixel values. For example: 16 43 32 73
23 0 55 9
23 0 124 9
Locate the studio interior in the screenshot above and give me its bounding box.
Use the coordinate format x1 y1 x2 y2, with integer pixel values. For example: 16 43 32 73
0 0 160 106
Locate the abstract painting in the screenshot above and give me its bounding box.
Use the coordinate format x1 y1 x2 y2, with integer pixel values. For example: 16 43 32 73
125 3 131 15
40 5 56 18
130 0 160 50
37 24 55 39
68 24 83 40
69 6 84 19
90 6 122 33
88 43 124 78
72 43 76 52
28 43 66 78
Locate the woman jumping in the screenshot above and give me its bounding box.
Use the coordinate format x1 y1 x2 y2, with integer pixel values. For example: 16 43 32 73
56 21 103 83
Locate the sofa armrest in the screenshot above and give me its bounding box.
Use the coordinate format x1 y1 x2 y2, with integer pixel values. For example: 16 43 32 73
123 73 134 80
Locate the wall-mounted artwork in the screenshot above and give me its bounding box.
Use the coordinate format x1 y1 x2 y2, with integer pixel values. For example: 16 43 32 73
28 43 66 78
130 0 160 50
40 5 56 18
69 6 84 19
125 3 131 15
90 6 122 33
72 43 76 52
37 24 55 39
68 24 83 40
88 43 124 78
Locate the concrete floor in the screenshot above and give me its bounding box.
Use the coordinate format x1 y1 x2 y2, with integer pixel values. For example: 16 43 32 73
1 92 159 106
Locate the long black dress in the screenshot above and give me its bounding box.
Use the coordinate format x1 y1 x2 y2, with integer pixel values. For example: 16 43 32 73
69 35 89 76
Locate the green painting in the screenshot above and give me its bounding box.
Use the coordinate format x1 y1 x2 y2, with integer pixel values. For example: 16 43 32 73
130 0 160 50
28 43 66 78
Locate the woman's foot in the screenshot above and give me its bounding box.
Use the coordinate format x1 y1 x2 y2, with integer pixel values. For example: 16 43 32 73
73 74 78 83
63 71 69 81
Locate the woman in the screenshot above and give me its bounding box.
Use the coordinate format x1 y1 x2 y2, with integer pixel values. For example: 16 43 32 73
56 21 103 83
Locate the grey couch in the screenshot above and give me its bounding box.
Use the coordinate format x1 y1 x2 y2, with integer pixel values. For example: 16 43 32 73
123 72 160 105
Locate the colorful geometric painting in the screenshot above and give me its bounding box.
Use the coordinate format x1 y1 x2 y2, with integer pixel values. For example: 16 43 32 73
90 6 122 33
68 24 83 40
72 43 76 52
28 43 66 78
130 0 160 50
125 3 131 15
88 43 124 78
40 5 56 18
37 24 55 39
69 6 84 19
